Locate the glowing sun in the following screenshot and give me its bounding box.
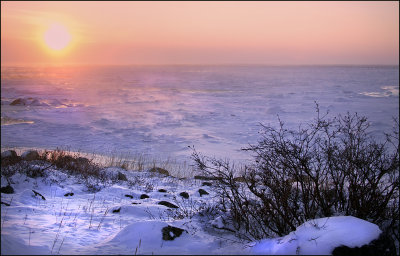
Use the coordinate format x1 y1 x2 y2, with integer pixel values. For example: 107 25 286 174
44 23 71 51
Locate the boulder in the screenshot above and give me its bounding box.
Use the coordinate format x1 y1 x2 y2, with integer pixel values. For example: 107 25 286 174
125 194 133 199
140 194 149 199
117 171 128 181
112 207 121 213
1 150 17 159
0 185 14 194
194 175 221 181
161 225 186 241
158 201 179 208
21 150 39 161
179 192 189 199
202 182 212 186
1 150 21 166
158 189 167 193
10 98 26 106
198 189 209 197
9 98 46 106
149 167 169 176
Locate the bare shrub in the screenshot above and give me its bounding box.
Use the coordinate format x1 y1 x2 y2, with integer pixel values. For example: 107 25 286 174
192 106 399 245
171 196 209 220
43 148 106 182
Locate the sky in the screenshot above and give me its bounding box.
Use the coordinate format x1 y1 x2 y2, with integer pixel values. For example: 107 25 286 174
1 1 399 66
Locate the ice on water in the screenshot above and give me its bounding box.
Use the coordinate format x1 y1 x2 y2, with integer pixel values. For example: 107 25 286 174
1 65 399 164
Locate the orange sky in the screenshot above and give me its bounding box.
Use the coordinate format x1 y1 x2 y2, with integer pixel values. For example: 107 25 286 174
1 1 399 66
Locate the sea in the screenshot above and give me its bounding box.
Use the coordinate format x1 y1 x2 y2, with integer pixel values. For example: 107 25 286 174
1 65 399 167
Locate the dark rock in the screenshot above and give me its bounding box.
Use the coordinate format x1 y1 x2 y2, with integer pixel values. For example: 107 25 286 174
21 150 39 161
125 194 133 199
1 150 21 166
117 172 128 181
32 190 46 200
64 192 74 197
112 207 121 213
158 201 179 208
149 167 170 176
194 175 221 181
332 232 397 256
161 225 186 241
202 182 212 186
158 189 167 193
10 98 45 106
10 98 26 106
140 194 149 199
198 189 209 197
179 192 189 199
0 185 14 194
1 150 18 159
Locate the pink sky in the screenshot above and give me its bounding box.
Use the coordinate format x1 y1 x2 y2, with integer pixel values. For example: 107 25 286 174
1 1 398 65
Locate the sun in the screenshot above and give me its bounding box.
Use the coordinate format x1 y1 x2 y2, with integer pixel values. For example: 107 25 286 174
43 23 71 51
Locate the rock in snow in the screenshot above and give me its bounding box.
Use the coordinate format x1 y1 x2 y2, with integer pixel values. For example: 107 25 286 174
0 185 14 194
149 167 170 176
158 201 179 209
251 216 382 255
21 150 39 161
161 225 186 241
198 188 209 197
117 171 128 181
140 194 150 199
179 192 189 199
1 150 18 159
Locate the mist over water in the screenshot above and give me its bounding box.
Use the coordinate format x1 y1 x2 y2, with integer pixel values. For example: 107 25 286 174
1 65 399 164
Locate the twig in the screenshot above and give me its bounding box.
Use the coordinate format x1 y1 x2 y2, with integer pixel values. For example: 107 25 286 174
57 237 65 255
97 207 109 230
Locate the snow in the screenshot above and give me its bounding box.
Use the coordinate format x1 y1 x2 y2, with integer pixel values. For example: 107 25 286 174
1 66 398 168
1 164 383 255
251 216 382 255
1 166 247 255
210 216 225 229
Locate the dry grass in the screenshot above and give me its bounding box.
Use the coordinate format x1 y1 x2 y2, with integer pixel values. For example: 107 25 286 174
2 146 196 179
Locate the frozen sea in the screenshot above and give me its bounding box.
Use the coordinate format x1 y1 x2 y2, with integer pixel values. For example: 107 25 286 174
1 65 399 165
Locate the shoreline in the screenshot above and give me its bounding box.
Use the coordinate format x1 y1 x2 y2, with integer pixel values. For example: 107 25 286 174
1 146 198 178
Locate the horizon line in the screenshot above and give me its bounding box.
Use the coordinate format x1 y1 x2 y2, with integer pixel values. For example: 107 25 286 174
1 63 399 68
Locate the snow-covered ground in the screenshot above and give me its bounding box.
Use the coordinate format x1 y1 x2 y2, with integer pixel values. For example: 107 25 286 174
1 161 382 255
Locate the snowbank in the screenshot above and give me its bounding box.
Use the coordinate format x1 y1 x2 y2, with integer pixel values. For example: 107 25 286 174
251 216 381 255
